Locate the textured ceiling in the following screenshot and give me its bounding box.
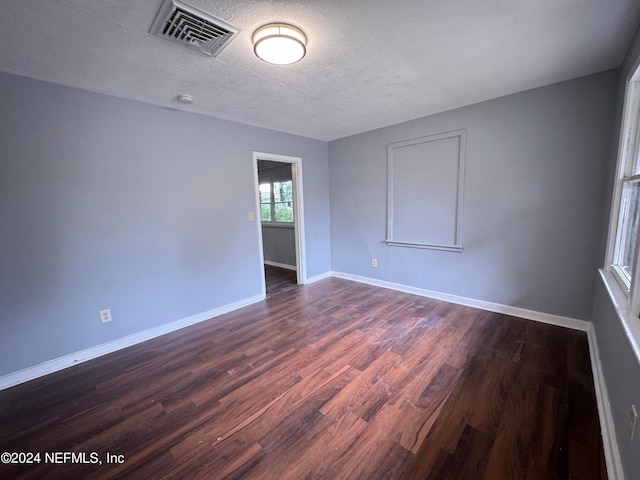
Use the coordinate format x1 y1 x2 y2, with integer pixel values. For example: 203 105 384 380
1 0 639 141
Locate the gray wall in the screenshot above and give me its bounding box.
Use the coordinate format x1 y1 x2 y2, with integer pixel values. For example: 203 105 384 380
258 163 296 267
329 71 618 320
261 226 296 267
0 72 330 377
590 24 640 480
592 277 640 479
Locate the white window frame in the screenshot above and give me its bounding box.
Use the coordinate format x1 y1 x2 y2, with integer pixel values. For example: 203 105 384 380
606 67 640 316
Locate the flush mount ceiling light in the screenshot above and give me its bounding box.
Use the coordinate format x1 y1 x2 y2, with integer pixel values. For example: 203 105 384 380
253 23 307 65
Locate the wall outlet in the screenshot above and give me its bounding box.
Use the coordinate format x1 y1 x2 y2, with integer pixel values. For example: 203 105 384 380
99 309 112 324
371 258 378 268
629 404 638 442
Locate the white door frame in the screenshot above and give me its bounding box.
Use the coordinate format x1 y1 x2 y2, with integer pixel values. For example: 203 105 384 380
253 151 307 294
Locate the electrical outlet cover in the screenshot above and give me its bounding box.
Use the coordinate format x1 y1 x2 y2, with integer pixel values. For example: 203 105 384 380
100 309 112 324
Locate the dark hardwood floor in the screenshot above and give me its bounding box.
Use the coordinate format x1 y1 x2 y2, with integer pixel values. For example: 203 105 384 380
265 264 297 296
0 278 606 479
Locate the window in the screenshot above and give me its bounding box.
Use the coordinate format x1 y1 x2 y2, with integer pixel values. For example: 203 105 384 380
612 176 640 290
259 183 272 221
609 74 640 309
259 180 294 223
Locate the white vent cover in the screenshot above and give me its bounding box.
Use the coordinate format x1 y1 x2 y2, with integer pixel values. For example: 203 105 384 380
150 0 239 56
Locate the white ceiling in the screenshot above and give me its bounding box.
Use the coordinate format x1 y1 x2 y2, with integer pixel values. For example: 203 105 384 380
1 0 639 141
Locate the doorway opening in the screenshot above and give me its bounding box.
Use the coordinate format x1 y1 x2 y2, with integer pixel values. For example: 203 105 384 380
253 152 306 296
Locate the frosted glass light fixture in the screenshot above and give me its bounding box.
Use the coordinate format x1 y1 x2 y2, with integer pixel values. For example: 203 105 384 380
253 23 307 65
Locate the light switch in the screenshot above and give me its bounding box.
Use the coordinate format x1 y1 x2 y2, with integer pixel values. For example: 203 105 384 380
100 309 112 324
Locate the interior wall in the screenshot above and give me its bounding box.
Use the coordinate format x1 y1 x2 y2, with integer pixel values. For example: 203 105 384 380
0 72 330 377
590 24 640 480
592 277 640 479
258 163 296 268
329 70 618 320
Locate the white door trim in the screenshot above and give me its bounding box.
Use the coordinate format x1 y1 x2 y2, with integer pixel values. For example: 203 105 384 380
253 151 307 293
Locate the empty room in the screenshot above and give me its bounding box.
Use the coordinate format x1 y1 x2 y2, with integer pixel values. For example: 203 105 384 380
2 1 640 479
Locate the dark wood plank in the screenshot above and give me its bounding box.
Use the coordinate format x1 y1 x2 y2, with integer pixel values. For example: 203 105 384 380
0 278 607 479
264 264 297 296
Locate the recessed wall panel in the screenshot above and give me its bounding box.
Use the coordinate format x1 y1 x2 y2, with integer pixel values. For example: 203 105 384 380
387 130 465 251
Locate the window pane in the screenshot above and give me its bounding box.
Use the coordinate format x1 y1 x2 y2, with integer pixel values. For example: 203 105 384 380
273 181 293 203
631 94 640 175
634 145 640 175
259 183 271 203
614 180 640 285
260 203 271 222
274 202 293 222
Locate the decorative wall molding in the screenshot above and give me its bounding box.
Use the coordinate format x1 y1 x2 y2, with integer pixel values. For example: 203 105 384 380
387 129 466 251
0 294 265 391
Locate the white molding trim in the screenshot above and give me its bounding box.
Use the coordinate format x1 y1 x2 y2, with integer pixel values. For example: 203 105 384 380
304 271 332 284
264 260 297 271
587 324 625 480
385 240 463 252
599 269 640 367
331 271 589 331
387 129 466 251
253 151 307 289
0 294 265 392
252 155 268 296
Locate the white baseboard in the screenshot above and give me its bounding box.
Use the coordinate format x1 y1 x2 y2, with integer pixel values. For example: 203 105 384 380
264 260 297 271
587 325 625 480
0 293 265 392
304 271 332 284
331 271 589 331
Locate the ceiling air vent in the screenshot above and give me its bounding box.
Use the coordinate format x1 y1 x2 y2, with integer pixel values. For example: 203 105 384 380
150 0 239 56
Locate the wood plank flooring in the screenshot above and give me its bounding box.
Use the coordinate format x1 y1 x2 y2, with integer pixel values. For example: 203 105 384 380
0 278 606 479
264 264 297 296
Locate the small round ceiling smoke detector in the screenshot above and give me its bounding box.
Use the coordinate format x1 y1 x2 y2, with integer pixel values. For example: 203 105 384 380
253 23 306 65
177 94 194 104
